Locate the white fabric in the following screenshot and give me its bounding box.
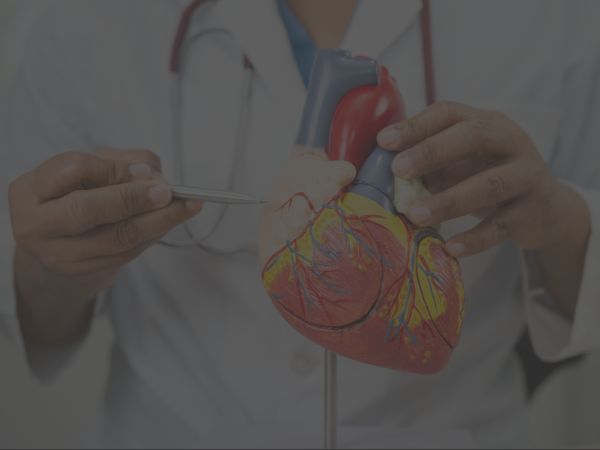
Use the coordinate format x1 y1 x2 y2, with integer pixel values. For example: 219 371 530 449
524 187 600 363
0 0 599 448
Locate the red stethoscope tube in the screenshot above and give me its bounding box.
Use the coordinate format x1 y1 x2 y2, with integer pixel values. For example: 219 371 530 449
170 0 436 106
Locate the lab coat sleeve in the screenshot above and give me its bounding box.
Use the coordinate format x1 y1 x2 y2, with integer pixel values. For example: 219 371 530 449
0 8 97 381
524 3 600 362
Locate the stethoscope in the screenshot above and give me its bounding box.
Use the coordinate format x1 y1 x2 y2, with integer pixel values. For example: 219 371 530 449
160 0 256 249
163 1 436 448
160 0 435 253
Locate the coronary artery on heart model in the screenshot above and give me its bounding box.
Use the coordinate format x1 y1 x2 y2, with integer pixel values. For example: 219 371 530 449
259 50 465 374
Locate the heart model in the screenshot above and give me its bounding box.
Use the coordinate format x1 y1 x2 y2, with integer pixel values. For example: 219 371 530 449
259 50 465 374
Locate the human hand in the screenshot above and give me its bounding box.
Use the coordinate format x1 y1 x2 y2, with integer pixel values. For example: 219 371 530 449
258 146 356 265
377 101 590 257
9 149 203 298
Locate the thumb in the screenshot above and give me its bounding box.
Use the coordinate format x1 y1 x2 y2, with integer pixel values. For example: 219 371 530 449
329 160 357 188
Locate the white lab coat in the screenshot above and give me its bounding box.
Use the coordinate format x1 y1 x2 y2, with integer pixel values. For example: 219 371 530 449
1 0 600 448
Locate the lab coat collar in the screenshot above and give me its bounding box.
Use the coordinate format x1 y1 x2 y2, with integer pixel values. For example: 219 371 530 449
342 0 423 58
218 0 307 127
188 0 424 128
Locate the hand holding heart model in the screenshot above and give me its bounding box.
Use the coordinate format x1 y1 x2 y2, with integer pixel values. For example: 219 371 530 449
259 51 465 374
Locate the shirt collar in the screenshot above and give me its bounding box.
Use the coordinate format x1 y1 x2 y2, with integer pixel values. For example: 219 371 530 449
218 0 306 127
341 0 423 58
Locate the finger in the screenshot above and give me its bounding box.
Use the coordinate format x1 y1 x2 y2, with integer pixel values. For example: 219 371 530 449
43 180 174 236
264 157 355 246
95 148 163 173
79 199 203 258
407 164 530 227
377 101 479 151
79 245 150 276
42 199 203 262
327 160 358 188
267 154 355 210
390 118 508 180
34 151 152 202
294 160 356 207
310 160 356 206
292 145 328 160
50 241 157 278
35 240 153 277
444 205 522 257
424 159 490 194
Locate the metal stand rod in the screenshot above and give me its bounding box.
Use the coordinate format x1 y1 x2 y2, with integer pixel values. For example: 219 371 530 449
324 350 338 450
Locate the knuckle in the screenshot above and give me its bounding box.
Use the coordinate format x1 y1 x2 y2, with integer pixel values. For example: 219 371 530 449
114 220 141 249
486 174 507 199
138 150 162 171
61 151 92 169
59 152 95 187
106 160 128 185
419 140 440 167
402 117 421 139
467 118 496 148
109 161 122 184
433 100 455 117
434 100 466 123
66 192 90 232
468 117 491 135
119 186 143 214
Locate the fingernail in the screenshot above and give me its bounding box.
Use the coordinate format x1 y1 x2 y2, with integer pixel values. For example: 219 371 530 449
129 163 152 179
148 184 171 205
409 205 432 225
185 200 204 213
392 156 413 178
378 126 402 147
446 242 466 257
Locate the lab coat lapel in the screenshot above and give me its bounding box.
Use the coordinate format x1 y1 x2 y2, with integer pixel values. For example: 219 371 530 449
216 0 423 127
218 0 306 127
342 0 422 58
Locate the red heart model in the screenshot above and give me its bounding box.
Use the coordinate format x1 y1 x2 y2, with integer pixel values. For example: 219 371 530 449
261 54 465 374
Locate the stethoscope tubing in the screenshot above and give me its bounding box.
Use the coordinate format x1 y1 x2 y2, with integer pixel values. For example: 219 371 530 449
160 26 255 251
